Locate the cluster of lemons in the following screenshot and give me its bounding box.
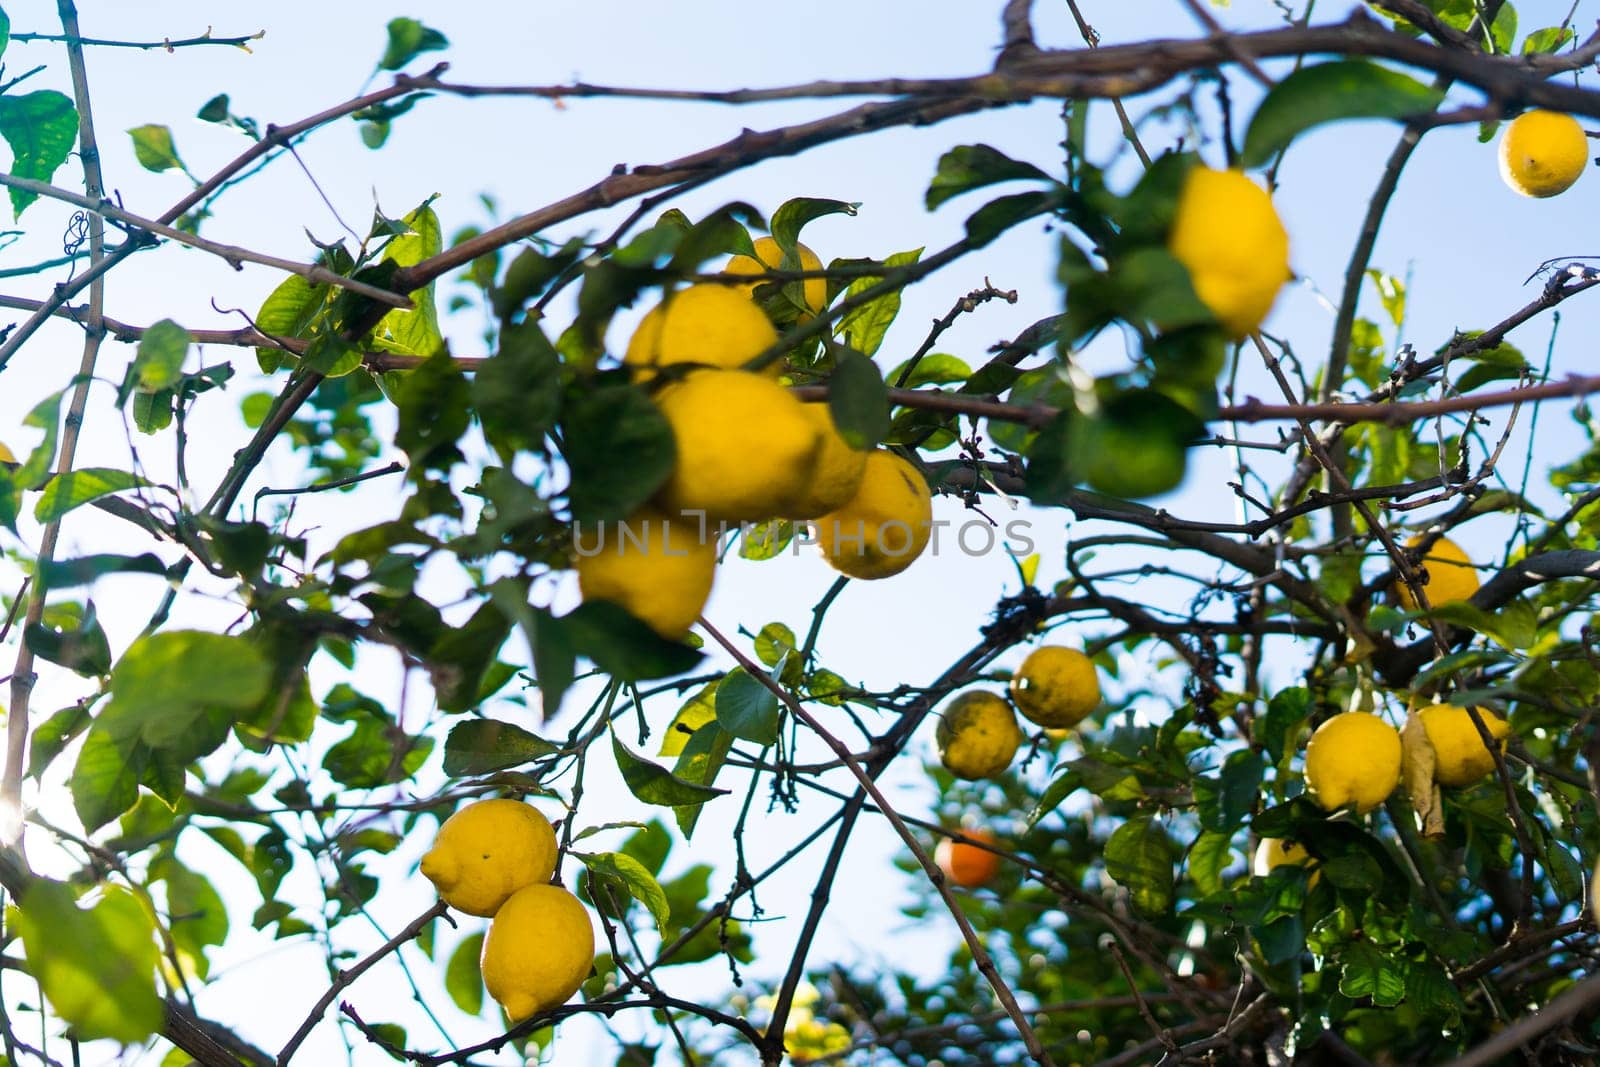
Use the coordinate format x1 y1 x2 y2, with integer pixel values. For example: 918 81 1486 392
932 646 1103 888
1259 534 1511 877
419 799 594 1022
575 237 935 641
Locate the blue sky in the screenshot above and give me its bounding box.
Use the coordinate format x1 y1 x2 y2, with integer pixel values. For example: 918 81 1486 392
0 1 1596 1063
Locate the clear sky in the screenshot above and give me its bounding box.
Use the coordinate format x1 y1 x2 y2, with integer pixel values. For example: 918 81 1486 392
0 1 1594 1063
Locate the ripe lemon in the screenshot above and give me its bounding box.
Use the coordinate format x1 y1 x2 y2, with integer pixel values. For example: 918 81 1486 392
623 284 781 378
1393 534 1479 611
1167 166 1290 339
1413 703 1510 787
1303 712 1401 815
655 370 823 522
935 828 1001 889
783 403 868 519
480 883 595 1022
935 691 1024 780
725 236 828 318
1499 110 1589 198
1253 838 1318 887
813 450 932 579
1009 646 1102 729
574 508 717 638
420 799 558 917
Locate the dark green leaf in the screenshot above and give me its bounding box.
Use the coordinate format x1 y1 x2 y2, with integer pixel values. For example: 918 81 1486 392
672 722 733 838
426 601 511 712
395 349 470 474
613 735 729 807
1241 61 1445 168
26 601 111 676
442 719 558 776
714 668 781 745
561 383 675 523
925 144 1050 209
40 553 168 589
1262 687 1310 765
474 320 561 458
770 197 858 247
0 91 77 218
964 189 1058 247
1104 816 1174 916
130 319 190 392
1188 830 1233 896
1338 940 1408 1007
827 346 890 450
563 600 702 682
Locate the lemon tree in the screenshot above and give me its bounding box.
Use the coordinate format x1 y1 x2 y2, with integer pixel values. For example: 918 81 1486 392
4 3 1600 1066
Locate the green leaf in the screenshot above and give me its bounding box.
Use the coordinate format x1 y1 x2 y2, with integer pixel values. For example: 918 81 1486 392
131 389 173 433
0 91 77 218
1261 687 1310 765
837 248 922 357
130 318 190 392
0 11 10 61
70 727 141 833
563 599 702 682
395 348 470 474
580 851 671 934
739 518 795 561
1026 768 1081 828
613 735 728 807
442 719 559 776
40 553 168 589
1523 26 1576 54
34 467 145 523
714 668 781 745
770 198 858 247
1188 830 1234 896
373 203 444 358
562 384 675 523
379 17 449 70
1216 749 1266 830
925 144 1050 209
659 686 717 759
14 881 163 1043
964 189 1058 247
127 124 185 173
252 274 329 370
672 721 733 839
1241 61 1445 168
474 320 561 458
888 353 970 388
426 601 511 712
444 933 485 1015
29 702 91 778
1103 815 1174 917
1338 940 1408 1007
25 601 111 676
827 346 890 450
159 861 229 980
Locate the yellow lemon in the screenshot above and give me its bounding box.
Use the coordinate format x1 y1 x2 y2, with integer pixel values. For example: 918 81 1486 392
1009 646 1102 729
420 799 558 917
935 691 1024 780
1253 838 1318 883
1499 110 1589 198
574 508 717 639
654 370 823 522
1414 703 1510 787
1304 712 1401 815
480 883 595 1022
1167 166 1290 338
813 450 932 579
725 236 828 318
623 284 781 378
1393 534 1479 611
783 404 868 519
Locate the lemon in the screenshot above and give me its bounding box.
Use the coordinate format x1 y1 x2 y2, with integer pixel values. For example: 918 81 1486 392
814 450 932 579
725 236 827 318
1303 712 1401 814
935 691 1024 780
1413 703 1510 787
420 799 558 917
783 403 868 519
1499 110 1589 198
480 883 595 1022
1009 646 1102 729
623 284 781 378
1253 838 1316 878
1167 166 1290 338
655 370 823 522
1393 534 1479 611
574 507 717 638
